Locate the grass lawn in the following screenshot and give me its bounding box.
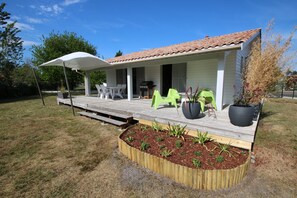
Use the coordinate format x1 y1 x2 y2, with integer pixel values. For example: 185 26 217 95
0 96 296 197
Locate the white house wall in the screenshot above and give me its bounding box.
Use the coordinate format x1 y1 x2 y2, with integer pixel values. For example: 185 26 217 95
186 54 236 106
187 59 217 92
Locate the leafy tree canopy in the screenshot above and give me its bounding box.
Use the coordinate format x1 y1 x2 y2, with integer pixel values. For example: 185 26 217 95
32 31 98 89
115 50 123 57
0 2 23 87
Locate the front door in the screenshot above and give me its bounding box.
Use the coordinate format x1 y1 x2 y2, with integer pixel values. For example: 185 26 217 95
162 64 172 96
132 67 145 95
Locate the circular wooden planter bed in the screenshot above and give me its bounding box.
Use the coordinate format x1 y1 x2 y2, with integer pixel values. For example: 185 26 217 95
118 124 250 190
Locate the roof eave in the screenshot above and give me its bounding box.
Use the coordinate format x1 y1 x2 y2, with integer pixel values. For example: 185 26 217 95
108 44 242 65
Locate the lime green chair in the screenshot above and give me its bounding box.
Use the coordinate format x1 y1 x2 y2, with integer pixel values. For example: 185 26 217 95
167 88 181 101
151 89 180 110
198 90 217 110
198 89 217 118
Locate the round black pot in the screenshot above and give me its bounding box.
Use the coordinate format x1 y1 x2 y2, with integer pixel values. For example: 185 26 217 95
228 104 255 127
182 102 201 119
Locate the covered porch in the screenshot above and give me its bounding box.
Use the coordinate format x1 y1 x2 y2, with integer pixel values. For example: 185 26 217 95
57 96 259 150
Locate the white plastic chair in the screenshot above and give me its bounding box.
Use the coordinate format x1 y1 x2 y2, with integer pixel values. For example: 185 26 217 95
120 84 126 95
95 84 104 99
114 84 124 99
101 85 111 99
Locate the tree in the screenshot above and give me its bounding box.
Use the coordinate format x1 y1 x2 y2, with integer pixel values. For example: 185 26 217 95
0 3 24 97
243 21 296 103
115 50 123 57
32 31 97 89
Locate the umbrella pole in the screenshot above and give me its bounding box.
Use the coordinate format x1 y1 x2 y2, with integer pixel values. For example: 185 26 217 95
63 62 75 116
32 68 45 106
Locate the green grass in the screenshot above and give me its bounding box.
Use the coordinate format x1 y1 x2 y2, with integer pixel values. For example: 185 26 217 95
0 96 118 197
255 98 297 155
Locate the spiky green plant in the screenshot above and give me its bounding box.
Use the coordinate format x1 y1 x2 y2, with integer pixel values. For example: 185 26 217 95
192 131 212 145
167 123 187 140
152 120 163 132
192 158 202 168
160 149 173 158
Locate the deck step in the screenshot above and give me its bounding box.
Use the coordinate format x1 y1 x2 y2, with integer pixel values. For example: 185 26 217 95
86 107 133 120
78 111 127 127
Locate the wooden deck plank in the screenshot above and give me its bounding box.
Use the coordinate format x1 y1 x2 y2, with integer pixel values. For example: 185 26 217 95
78 111 127 126
85 106 133 120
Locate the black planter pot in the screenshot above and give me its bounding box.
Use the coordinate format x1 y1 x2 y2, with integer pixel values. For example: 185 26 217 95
228 104 255 127
57 92 68 99
182 102 201 119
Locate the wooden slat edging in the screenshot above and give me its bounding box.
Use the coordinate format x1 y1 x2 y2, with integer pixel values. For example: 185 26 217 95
118 131 250 190
138 119 252 150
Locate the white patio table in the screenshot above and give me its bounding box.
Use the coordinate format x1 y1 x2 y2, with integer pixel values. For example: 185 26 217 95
107 86 123 100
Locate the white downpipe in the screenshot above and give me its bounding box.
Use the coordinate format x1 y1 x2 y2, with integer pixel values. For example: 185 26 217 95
84 71 91 96
127 67 133 101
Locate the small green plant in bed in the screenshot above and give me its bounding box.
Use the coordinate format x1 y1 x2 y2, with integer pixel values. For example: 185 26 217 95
126 136 134 142
140 125 149 132
140 141 150 151
218 143 233 157
156 137 164 142
167 123 187 140
152 120 163 132
194 151 202 156
192 130 212 145
192 158 202 168
216 155 224 163
160 149 173 158
175 140 183 148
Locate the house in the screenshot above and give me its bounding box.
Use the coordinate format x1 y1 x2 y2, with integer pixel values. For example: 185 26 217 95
87 28 261 111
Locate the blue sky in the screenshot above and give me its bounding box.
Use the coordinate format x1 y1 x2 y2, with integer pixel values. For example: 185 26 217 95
5 0 297 69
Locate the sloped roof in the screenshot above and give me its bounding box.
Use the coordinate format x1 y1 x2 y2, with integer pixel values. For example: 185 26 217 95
107 28 260 64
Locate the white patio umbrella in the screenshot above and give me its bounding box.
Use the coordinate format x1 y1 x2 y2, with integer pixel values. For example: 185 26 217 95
39 52 111 115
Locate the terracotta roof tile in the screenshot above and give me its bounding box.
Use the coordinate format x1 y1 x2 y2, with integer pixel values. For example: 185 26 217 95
107 28 260 64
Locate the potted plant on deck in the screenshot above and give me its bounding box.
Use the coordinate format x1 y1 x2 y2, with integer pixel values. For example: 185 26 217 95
228 84 260 127
182 87 205 119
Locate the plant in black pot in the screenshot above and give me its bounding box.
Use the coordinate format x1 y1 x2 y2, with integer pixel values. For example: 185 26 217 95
182 87 205 119
228 83 261 127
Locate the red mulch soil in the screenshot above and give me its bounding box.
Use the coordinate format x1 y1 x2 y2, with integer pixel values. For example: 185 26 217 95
120 124 249 170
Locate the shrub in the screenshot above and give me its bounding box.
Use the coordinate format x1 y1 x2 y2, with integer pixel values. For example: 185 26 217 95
242 21 296 103
175 140 183 148
160 149 173 158
217 143 233 157
126 136 134 142
152 120 163 132
140 141 150 151
216 155 224 163
192 131 212 145
156 137 164 142
192 158 202 168
167 123 187 139
194 151 202 156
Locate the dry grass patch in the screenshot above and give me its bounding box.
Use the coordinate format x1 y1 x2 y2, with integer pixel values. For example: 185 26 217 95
0 96 119 197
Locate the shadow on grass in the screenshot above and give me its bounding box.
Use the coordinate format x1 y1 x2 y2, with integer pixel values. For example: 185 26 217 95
0 95 51 104
259 111 275 120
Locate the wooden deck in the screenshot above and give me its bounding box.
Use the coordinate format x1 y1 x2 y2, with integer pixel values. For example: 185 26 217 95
57 96 259 150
